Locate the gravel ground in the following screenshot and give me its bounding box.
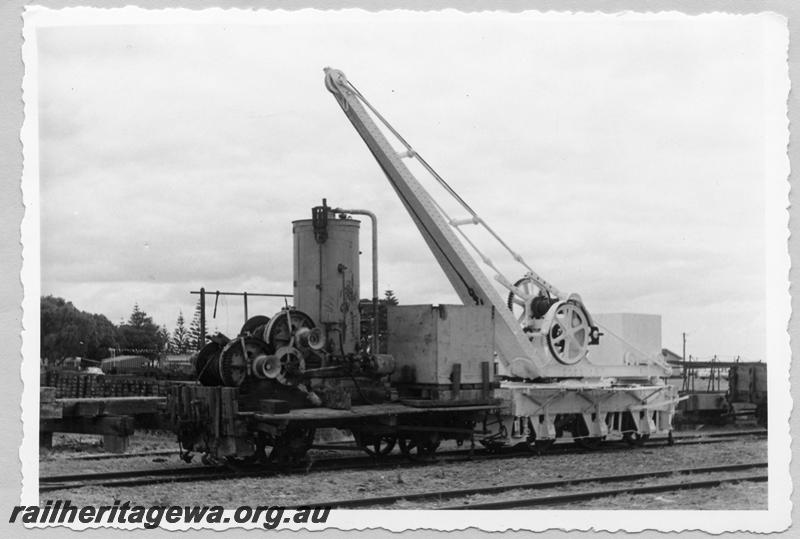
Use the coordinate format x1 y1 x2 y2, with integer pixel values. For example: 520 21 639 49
40 432 183 476
40 433 767 510
564 480 766 510
398 470 767 510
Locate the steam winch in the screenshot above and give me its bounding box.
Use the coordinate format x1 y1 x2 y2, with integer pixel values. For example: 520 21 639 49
191 201 395 410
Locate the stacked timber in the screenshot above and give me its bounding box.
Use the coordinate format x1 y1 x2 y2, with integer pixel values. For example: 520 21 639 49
41 369 180 398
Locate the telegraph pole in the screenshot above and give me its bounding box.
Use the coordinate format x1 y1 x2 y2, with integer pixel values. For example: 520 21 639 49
682 332 686 362
681 332 688 392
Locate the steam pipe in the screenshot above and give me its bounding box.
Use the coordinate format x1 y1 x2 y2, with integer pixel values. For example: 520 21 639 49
332 207 379 353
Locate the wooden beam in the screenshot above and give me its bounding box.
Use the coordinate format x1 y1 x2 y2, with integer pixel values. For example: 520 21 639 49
40 402 63 420
58 397 165 417
451 363 462 400
41 416 135 436
40 387 57 403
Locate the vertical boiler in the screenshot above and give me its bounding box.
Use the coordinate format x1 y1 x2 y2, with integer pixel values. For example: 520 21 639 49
293 204 361 355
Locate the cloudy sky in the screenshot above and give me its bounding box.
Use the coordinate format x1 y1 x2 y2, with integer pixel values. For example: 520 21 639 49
32 9 786 361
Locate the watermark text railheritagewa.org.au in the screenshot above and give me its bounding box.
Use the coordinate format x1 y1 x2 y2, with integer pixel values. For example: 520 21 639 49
9 500 331 529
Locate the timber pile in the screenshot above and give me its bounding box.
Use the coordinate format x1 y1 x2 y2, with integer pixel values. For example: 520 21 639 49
39 389 168 453
41 369 179 398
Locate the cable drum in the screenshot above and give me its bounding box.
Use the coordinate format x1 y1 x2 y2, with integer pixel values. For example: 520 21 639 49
193 337 229 386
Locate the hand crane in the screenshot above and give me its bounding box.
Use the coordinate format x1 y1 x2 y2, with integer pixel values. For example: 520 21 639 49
324 68 670 380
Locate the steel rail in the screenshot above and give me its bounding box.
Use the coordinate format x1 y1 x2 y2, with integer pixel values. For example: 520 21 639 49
442 474 768 510
58 449 179 461
40 465 225 484
297 462 767 510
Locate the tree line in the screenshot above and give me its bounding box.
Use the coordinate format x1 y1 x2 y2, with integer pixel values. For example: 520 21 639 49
40 296 203 363
41 290 400 363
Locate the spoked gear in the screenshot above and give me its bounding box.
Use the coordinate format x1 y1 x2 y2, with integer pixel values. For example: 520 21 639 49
219 337 271 387
506 275 555 330
240 315 271 338
544 301 592 365
263 309 316 349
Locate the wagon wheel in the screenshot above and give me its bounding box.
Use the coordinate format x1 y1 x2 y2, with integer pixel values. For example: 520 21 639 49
623 432 650 447
479 438 506 453
571 416 603 450
354 432 397 457
399 435 440 459
533 439 556 454
574 436 603 450
268 428 316 464
245 433 269 464
517 421 555 455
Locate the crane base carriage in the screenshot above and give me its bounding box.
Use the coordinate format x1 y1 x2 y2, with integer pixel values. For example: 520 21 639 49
168 67 679 464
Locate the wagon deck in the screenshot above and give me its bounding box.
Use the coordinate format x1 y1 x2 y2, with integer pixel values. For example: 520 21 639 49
243 402 503 428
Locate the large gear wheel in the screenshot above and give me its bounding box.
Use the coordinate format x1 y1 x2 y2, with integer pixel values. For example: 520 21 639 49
219 337 270 387
240 315 271 338
545 301 591 365
263 309 316 349
507 275 553 329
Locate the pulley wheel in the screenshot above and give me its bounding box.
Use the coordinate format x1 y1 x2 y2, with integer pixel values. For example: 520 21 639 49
546 301 591 365
272 346 306 386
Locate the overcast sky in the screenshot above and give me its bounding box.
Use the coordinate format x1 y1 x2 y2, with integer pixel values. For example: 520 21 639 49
33 10 786 361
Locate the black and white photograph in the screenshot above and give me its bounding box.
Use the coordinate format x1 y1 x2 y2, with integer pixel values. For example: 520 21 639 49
15 5 791 533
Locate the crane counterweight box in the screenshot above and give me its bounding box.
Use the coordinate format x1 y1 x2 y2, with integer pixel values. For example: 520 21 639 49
588 313 662 366
387 304 494 386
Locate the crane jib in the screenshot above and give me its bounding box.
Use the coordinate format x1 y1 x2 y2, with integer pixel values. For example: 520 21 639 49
323 67 672 379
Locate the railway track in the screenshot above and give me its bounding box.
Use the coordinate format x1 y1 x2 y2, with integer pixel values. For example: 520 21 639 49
294 461 768 510
59 449 177 461
40 430 766 493
50 428 767 461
